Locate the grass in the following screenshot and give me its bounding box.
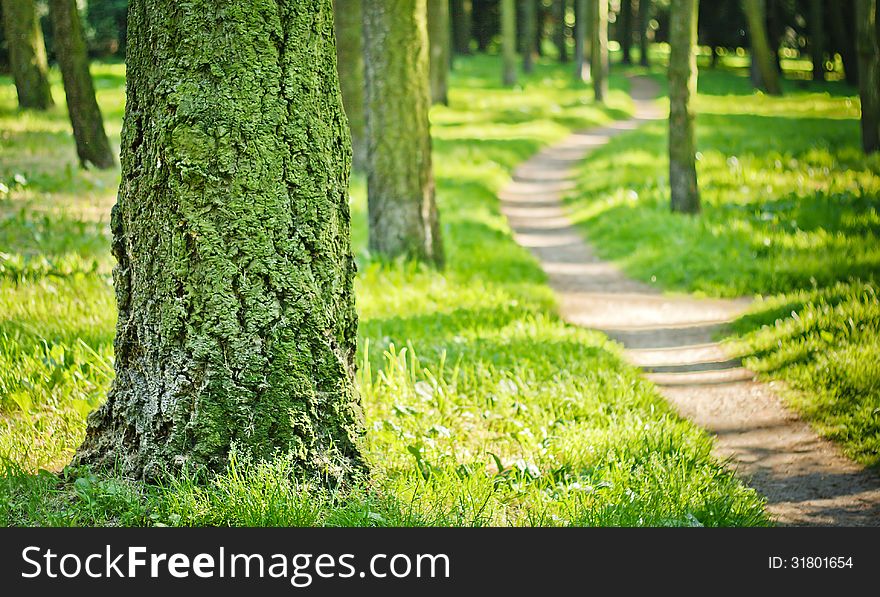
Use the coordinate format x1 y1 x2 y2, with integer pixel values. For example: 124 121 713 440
0 55 768 526
565 64 880 466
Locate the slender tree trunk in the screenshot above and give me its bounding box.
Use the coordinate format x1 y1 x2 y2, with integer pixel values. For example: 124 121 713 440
743 0 782 95
429 0 450 104
75 0 366 483
535 0 545 56
555 0 569 62
451 0 473 54
521 0 537 73
473 0 494 51
575 0 590 80
363 0 443 265
668 0 700 214
501 0 518 85
620 0 633 64
638 0 651 66
856 0 879 152
591 0 608 102
334 0 367 171
0 0 53 110
810 0 826 81
49 0 114 169
830 0 858 85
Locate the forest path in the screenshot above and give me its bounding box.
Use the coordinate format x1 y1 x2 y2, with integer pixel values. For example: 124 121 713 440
499 75 880 526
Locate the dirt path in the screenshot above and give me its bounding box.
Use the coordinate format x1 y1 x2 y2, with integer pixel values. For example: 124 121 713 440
499 76 880 526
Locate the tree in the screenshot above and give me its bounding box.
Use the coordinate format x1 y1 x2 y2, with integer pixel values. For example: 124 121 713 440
620 0 633 64
743 0 783 95
591 0 608 102
428 0 451 104
575 0 591 81
810 0 825 81
501 0 518 85
638 0 651 66
75 0 366 484
451 0 473 54
668 0 700 213
555 0 569 62
828 0 858 85
856 0 879 153
0 0 53 110
49 0 115 169
333 0 367 171
521 0 537 73
363 0 444 265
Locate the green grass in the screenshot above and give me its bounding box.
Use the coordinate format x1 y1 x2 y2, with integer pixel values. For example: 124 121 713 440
565 66 880 467
0 55 768 527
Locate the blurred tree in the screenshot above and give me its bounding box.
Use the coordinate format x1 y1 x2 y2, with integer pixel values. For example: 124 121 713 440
668 0 700 213
451 0 473 54
429 0 450 103
472 0 498 51
638 0 651 65
591 0 607 101
76 0 366 483
333 0 367 170
620 0 633 64
575 0 590 80
49 0 114 169
521 0 537 72
363 0 443 265
856 0 878 152
501 0 517 84
555 0 569 61
809 0 825 80
1 0 53 109
828 0 858 85
85 0 127 56
743 0 783 94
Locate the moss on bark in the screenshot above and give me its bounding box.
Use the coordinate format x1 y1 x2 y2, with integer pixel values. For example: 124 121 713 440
75 0 366 485
668 0 701 214
333 0 368 171
1 0 53 110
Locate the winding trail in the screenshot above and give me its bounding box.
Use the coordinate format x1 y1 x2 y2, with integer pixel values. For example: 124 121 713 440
499 76 880 526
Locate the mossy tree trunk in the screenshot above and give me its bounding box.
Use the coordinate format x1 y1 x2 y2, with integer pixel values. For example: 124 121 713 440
810 0 826 81
49 0 115 169
743 0 782 95
521 0 537 73
75 0 366 484
668 0 700 214
501 0 518 85
333 0 367 171
638 0 651 66
591 0 608 102
0 0 53 110
363 0 443 265
620 0 633 64
555 0 569 62
428 0 450 104
574 0 590 81
856 0 879 153
451 0 472 54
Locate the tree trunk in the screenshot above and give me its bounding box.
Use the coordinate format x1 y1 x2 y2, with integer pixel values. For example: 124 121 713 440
668 0 700 214
535 0 545 56
743 0 782 95
638 0 651 66
591 0 608 102
451 0 472 54
363 0 444 265
333 0 368 171
521 0 537 73
620 0 633 64
575 0 590 81
829 0 858 85
49 0 115 170
810 0 826 81
501 0 518 85
0 0 53 110
473 0 495 51
75 0 366 484
856 0 879 152
429 0 450 104
555 0 569 62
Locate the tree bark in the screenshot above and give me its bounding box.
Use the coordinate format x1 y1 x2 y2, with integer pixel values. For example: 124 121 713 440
829 0 858 85
521 0 537 73
333 0 368 171
575 0 590 81
638 0 651 66
856 0 879 152
743 0 782 95
75 0 366 484
49 0 115 169
501 0 518 85
591 0 608 102
620 0 633 65
810 0 826 81
429 0 450 104
555 0 569 62
451 0 472 54
0 0 53 110
363 0 444 265
668 0 700 214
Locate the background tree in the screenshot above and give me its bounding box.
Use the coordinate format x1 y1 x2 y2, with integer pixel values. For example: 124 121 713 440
501 0 518 84
743 0 783 95
668 0 701 213
521 0 537 73
363 0 444 265
451 0 473 54
1 0 53 110
333 0 367 170
75 0 366 483
620 0 633 64
49 0 115 169
429 0 451 104
473 0 498 51
638 0 651 65
828 0 858 85
555 0 569 61
575 0 590 80
856 0 879 153
591 0 608 102
810 0 825 81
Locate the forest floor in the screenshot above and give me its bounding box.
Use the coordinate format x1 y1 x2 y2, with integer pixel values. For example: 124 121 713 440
503 75 880 525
